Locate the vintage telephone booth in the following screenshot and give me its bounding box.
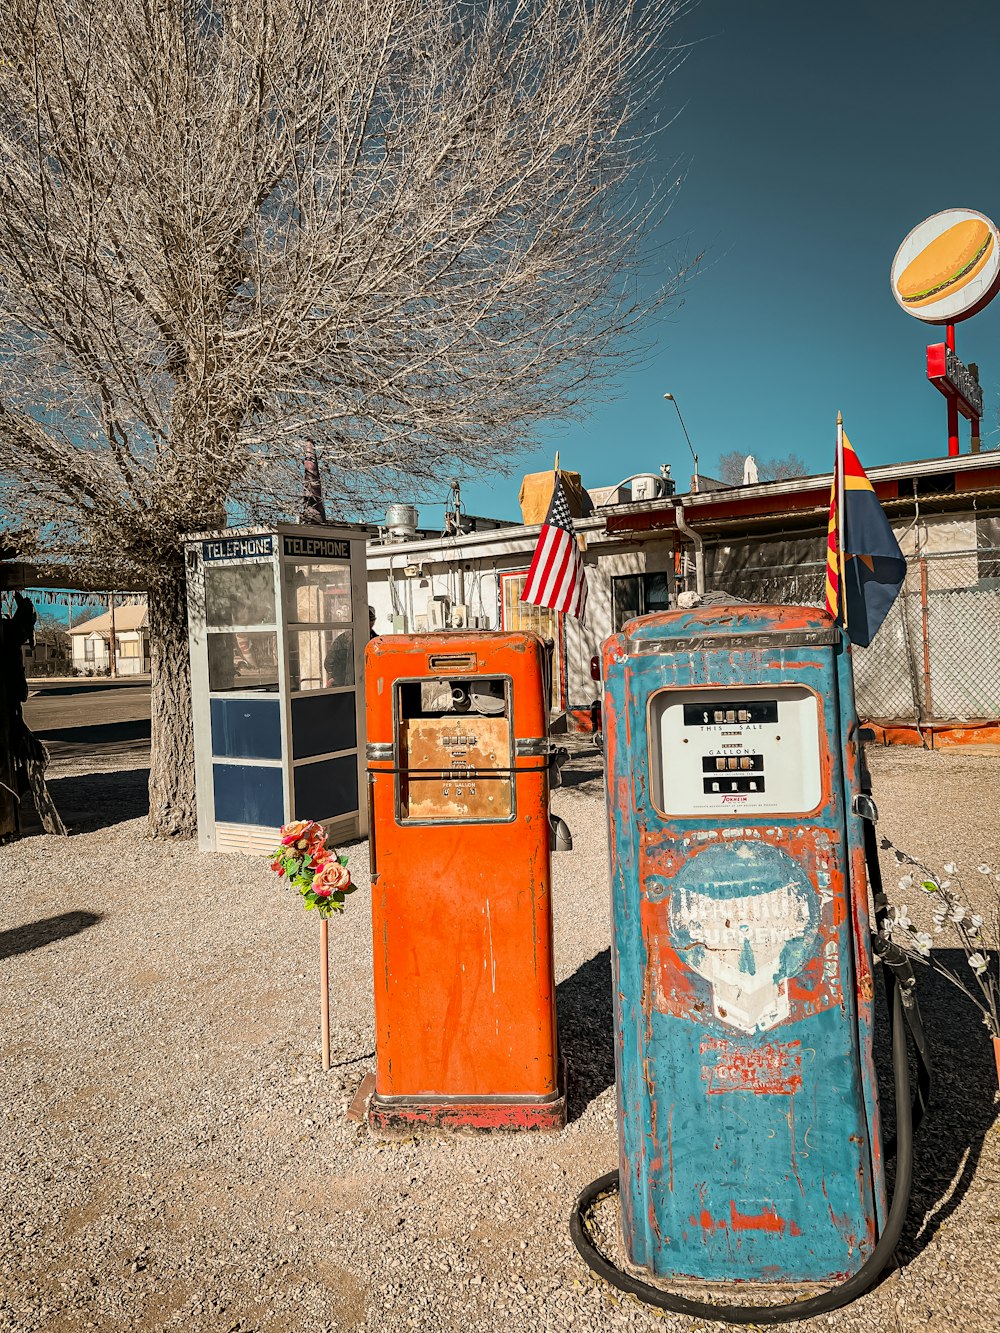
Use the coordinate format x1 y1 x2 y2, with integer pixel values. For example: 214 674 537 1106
185 523 369 854
365 631 565 1131
600 604 885 1288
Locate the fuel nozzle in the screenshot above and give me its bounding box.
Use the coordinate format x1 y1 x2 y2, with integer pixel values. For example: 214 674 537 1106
548 744 569 788
549 813 573 852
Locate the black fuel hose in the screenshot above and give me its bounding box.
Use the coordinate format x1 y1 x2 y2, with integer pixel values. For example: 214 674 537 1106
864 813 932 1143
570 964 919 1323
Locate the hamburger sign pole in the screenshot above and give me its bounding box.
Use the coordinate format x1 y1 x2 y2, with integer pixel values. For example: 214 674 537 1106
891 208 1000 456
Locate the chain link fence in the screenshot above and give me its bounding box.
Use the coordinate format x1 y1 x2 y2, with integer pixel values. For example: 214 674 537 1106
713 548 1000 724
853 549 1000 722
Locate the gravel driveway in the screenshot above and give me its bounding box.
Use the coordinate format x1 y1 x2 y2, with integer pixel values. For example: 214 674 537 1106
2 741 998 1333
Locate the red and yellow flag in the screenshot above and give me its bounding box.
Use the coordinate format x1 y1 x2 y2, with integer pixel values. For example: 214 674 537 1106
826 420 906 647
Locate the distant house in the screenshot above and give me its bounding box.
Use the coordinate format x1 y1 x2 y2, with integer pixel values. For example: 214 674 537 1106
22 626 72 677
69 604 150 676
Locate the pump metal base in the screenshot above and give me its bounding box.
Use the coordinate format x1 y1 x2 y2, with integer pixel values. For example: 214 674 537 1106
616 1208 871 1291
367 1065 567 1134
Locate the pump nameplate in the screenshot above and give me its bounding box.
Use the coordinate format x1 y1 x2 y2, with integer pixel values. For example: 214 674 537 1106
633 628 840 653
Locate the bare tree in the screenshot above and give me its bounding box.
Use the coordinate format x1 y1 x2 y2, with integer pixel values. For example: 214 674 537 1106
0 0 692 835
717 451 747 486
759 454 808 483
716 451 809 486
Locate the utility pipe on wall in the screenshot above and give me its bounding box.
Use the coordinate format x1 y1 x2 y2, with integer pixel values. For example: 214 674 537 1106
674 498 705 596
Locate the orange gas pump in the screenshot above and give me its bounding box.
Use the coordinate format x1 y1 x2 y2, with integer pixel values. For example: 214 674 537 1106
365 631 566 1131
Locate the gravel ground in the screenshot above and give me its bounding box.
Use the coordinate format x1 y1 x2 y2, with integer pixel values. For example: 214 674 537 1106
1 740 998 1333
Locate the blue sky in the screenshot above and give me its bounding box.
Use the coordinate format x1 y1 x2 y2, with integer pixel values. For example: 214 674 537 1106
458 0 1000 523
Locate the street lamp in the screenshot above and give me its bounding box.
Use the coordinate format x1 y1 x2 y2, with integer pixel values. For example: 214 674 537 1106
663 392 699 492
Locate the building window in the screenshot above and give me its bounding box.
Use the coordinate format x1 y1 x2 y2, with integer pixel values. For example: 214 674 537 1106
84 639 95 661
498 572 563 710
120 639 139 658
611 572 671 632
976 515 1000 585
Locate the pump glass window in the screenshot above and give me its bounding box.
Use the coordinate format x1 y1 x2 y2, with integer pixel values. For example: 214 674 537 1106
208 630 280 693
205 563 275 628
648 685 822 817
395 677 512 822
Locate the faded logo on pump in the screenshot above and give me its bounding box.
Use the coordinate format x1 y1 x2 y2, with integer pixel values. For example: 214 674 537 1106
664 842 821 1034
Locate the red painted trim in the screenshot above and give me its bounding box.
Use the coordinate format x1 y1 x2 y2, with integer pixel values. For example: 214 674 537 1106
957 465 1000 490
368 1087 567 1133
566 706 596 733
605 476 902 534
927 341 982 423
926 343 947 379
864 720 1000 748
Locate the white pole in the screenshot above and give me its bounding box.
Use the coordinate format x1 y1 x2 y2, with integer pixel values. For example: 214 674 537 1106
836 412 846 622
108 591 118 678
320 918 331 1071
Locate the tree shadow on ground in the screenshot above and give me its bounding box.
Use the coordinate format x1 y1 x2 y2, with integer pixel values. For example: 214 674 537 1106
876 949 999 1261
558 765 605 793
28 680 149 697
33 719 151 763
35 719 150 745
556 948 615 1123
0 910 103 961
42 767 151 833
554 744 605 795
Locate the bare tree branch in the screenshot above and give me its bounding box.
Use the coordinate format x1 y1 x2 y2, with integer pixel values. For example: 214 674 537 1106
0 0 696 831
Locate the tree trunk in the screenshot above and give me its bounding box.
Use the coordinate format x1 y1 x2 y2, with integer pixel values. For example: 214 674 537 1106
0 632 16 843
147 564 197 837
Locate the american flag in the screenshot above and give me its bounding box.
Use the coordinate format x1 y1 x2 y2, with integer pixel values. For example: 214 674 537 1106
521 472 588 619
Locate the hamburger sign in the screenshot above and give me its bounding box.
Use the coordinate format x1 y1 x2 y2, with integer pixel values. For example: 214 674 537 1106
891 208 1000 324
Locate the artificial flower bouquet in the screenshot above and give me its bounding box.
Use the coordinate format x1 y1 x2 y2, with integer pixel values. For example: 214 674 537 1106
270 819 355 918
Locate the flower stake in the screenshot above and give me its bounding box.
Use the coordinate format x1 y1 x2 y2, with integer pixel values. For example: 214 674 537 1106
270 820 356 1071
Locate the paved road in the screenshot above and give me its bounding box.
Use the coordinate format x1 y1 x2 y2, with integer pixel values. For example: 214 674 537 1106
23 677 151 764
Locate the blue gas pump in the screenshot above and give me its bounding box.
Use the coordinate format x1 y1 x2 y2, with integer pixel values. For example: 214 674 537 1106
570 605 930 1323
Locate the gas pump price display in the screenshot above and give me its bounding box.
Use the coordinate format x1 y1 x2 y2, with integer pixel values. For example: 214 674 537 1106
395 676 514 823
650 685 822 816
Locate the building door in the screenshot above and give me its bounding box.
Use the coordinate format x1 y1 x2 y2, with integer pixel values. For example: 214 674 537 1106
499 571 565 710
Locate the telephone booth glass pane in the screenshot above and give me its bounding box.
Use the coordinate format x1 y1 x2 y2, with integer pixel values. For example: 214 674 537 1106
284 562 355 692
204 564 275 627
288 626 354 691
207 631 280 692
284 562 352 623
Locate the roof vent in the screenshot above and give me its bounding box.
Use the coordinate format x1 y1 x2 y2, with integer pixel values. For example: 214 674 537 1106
385 503 418 541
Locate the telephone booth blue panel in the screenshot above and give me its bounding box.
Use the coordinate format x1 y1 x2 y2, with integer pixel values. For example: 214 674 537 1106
185 524 369 854
603 605 884 1286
